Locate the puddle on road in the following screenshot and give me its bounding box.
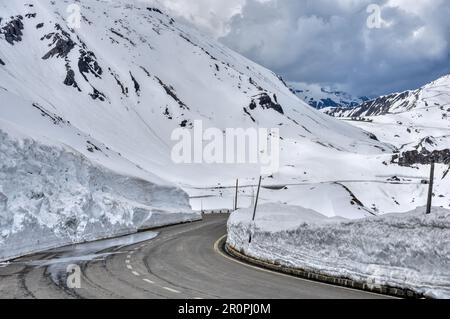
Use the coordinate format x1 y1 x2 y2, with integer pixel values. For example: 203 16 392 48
23 230 159 267
7 230 159 286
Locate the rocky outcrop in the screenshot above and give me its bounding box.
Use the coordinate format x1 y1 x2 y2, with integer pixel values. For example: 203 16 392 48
398 149 450 166
89 88 106 101
1 16 24 45
78 50 103 79
155 76 188 109
63 65 81 91
249 93 284 115
129 72 140 96
41 25 76 60
110 69 128 96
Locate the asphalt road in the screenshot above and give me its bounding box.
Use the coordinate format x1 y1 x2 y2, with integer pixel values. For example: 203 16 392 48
0 214 389 299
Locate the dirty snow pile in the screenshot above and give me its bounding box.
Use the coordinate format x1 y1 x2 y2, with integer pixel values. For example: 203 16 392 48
0 121 199 262
227 204 450 298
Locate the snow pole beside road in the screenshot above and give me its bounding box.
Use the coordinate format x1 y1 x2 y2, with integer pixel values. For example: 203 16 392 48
235 179 239 211
249 176 262 243
426 162 435 215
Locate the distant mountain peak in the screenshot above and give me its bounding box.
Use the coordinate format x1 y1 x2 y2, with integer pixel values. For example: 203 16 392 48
323 75 450 118
322 74 450 167
288 82 369 109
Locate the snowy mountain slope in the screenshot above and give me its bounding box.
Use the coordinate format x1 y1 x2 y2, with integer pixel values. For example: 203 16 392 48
289 82 369 109
0 0 398 216
323 76 450 117
0 0 385 184
323 75 450 166
0 0 448 233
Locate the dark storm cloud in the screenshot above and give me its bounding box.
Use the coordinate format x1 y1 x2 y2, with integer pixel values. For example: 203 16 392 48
219 0 450 96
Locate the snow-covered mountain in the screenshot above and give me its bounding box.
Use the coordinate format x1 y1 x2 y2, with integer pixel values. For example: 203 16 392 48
1 0 449 260
323 75 450 166
289 82 369 109
322 77 449 117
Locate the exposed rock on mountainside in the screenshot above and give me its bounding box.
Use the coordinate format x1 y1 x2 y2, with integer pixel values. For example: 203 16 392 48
1 15 24 45
249 93 284 115
324 90 420 117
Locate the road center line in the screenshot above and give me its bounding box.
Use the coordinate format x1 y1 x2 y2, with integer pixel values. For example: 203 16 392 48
143 278 155 284
162 287 180 294
132 271 140 277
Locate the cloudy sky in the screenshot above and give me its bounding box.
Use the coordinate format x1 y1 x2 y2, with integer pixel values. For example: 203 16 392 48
155 0 450 97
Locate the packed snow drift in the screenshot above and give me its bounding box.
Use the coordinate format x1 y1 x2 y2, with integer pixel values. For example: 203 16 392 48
227 204 450 298
0 120 198 262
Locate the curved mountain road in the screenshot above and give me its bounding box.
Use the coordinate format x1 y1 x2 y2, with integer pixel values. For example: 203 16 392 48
0 214 389 299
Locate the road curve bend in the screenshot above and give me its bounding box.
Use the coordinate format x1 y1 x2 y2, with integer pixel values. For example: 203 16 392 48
0 214 389 299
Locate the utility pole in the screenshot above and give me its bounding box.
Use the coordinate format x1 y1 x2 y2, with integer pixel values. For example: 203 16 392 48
426 162 435 215
249 176 262 243
235 179 239 211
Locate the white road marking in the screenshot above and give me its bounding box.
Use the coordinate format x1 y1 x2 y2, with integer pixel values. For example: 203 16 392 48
126 260 130 264
132 271 140 277
127 255 131 259
143 279 154 284
162 287 180 294
127 265 133 270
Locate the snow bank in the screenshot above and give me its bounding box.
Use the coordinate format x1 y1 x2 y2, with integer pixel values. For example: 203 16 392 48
0 127 200 262
227 203 450 299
